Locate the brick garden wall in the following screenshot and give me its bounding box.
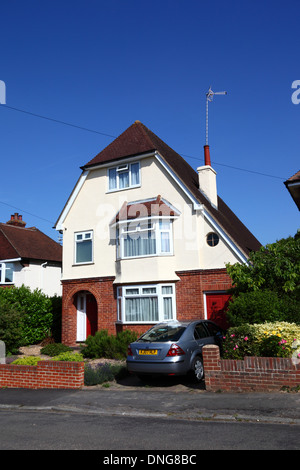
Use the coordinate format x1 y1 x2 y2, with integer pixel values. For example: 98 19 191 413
202 345 300 392
0 361 84 389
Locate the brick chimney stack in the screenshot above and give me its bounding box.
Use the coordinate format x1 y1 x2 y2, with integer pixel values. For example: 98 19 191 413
197 146 218 209
6 213 26 228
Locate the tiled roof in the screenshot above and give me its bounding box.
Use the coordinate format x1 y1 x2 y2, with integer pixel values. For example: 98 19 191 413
285 170 300 183
82 121 261 256
112 195 180 224
0 224 62 263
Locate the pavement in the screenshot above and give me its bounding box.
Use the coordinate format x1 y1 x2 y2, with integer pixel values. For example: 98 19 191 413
0 374 299 425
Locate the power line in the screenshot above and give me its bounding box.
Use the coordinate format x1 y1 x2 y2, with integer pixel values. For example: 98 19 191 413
1 103 286 180
0 200 55 224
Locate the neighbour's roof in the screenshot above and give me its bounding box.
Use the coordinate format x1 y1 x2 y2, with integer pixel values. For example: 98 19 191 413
285 170 300 183
0 223 62 263
82 121 261 256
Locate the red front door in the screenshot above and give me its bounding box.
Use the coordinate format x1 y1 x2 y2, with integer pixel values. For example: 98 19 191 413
86 294 97 337
206 293 231 330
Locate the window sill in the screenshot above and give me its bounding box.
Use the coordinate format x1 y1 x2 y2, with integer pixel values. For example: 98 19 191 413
72 262 94 267
106 184 141 194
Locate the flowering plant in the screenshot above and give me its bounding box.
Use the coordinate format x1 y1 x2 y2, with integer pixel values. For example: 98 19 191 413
222 322 300 360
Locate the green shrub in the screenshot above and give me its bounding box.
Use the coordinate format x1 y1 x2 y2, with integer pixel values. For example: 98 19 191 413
12 356 43 365
226 290 300 326
81 329 138 359
41 343 72 356
222 324 260 359
0 285 53 345
52 352 84 361
84 363 128 386
0 298 24 354
222 321 300 359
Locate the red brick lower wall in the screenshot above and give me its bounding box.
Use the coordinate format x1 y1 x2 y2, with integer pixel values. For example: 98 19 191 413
0 361 84 389
203 345 300 392
61 269 232 345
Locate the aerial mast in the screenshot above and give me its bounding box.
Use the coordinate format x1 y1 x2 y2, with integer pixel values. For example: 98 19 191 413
205 86 227 147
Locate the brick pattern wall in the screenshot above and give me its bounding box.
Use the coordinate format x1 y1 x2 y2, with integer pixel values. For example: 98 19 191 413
175 268 232 319
203 345 300 392
61 269 232 345
0 361 84 389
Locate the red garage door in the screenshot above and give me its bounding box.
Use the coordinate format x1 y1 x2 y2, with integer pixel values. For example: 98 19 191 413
206 293 231 330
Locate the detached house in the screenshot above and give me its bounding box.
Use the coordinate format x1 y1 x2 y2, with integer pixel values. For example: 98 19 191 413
55 121 260 346
0 213 62 296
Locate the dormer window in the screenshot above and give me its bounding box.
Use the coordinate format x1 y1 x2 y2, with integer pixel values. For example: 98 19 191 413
108 162 140 191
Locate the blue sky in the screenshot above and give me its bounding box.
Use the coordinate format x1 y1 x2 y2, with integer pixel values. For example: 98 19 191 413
0 0 299 247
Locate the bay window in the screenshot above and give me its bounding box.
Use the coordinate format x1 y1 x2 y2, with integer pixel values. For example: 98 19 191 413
117 284 176 323
117 218 173 259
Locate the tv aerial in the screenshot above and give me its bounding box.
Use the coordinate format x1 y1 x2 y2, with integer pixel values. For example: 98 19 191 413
205 86 227 146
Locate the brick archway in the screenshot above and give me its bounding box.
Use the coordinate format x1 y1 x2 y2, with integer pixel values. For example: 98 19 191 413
61 277 115 346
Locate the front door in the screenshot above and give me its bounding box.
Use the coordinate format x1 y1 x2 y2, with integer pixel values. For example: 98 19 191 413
206 293 231 330
76 292 98 341
76 293 86 341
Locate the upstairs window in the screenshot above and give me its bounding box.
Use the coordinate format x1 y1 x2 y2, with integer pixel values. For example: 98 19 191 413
75 231 93 264
108 162 140 191
0 262 14 283
117 218 173 259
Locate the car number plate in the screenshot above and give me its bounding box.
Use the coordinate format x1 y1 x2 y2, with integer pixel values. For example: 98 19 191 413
138 349 158 355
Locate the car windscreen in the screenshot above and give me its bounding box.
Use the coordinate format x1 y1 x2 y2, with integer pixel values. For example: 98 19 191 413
138 324 186 343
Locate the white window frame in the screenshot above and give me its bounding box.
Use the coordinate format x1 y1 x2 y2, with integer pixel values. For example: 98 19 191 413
74 230 93 265
117 283 176 324
0 262 14 284
117 217 173 259
107 161 141 192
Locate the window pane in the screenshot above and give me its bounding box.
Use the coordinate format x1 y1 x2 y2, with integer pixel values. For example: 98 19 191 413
5 263 14 283
163 297 173 320
162 286 172 294
142 287 156 294
76 240 92 263
124 231 156 257
160 232 170 253
119 170 129 189
126 288 139 295
125 297 158 322
109 168 117 190
131 163 140 185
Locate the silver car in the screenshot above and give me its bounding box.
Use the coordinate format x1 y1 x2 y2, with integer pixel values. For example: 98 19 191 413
126 320 225 382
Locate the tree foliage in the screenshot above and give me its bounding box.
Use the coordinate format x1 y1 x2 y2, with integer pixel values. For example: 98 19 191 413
226 232 300 295
226 232 300 326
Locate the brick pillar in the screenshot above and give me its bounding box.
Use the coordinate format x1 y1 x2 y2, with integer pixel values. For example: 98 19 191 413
202 345 221 371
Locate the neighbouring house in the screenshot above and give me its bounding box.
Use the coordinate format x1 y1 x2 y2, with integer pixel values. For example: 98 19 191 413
55 121 261 346
284 170 300 210
0 213 62 296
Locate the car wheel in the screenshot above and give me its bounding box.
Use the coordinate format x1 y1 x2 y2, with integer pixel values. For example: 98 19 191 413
192 356 204 382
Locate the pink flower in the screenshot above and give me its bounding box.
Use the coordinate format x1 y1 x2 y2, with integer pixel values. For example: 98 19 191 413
244 336 248 341
230 334 235 338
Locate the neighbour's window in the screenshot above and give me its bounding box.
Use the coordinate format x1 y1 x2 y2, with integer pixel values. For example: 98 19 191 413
108 162 140 191
117 284 175 323
75 231 93 264
0 263 14 283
